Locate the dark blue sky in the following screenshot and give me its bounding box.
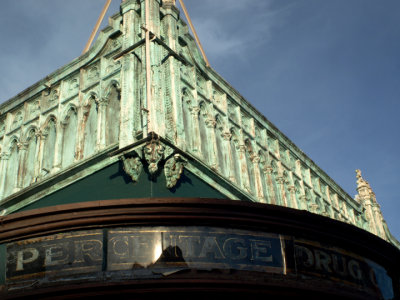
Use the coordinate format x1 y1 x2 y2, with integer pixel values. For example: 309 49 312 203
0 0 399 240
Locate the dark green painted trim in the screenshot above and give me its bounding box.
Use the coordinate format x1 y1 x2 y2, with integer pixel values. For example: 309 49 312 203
14 160 226 213
0 145 119 211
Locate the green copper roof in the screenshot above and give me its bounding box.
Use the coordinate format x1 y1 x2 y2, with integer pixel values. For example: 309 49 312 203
0 0 397 248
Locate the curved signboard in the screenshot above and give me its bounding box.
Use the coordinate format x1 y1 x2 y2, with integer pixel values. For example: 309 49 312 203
3 226 394 299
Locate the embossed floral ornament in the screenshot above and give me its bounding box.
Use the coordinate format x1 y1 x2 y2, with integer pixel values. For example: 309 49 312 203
144 140 165 174
121 156 142 183
164 154 187 188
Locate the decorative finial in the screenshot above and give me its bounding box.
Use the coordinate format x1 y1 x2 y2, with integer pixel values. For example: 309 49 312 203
356 169 364 186
355 169 369 188
355 169 376 203
356 169 365 186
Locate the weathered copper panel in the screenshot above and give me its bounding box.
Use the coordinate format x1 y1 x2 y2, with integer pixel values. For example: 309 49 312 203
0 0 397 249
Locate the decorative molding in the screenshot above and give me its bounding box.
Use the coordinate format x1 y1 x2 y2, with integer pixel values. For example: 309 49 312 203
121 156 142 183
164 154 187 188
144 140 165 174
0 1 394 246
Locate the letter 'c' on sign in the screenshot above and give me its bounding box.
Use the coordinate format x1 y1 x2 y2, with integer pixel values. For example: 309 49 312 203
16 248 39 271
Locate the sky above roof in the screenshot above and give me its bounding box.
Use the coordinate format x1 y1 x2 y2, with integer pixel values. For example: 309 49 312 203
0 0 399 240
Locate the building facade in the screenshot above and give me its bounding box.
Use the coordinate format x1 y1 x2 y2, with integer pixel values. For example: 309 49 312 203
0 0 398 298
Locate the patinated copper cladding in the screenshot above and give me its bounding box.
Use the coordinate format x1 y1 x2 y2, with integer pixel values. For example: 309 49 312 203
0 1 398 298
0 0 396 247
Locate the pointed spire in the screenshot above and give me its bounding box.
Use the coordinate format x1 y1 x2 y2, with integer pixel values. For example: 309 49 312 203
356 169 367 187
355 169 376 203
355 170 387 238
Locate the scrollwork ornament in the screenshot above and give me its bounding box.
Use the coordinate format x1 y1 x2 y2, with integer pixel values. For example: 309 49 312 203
31 100 40 115
164 154 187 188
144 141 165 174
88 66 99 80
121 156 142 183
12 111 23 128
49 89 59 102
68 78 79 91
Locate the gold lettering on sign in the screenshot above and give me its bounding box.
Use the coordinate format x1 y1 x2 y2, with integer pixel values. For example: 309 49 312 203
44 243 69 267
73 240 103 264
109 236 129 258
16 248 39 271
8 228 284 283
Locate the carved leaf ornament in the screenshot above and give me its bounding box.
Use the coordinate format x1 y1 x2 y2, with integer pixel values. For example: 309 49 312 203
121 156 142 183
165 154 187 188
121 144 186 189
144 141 165 174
